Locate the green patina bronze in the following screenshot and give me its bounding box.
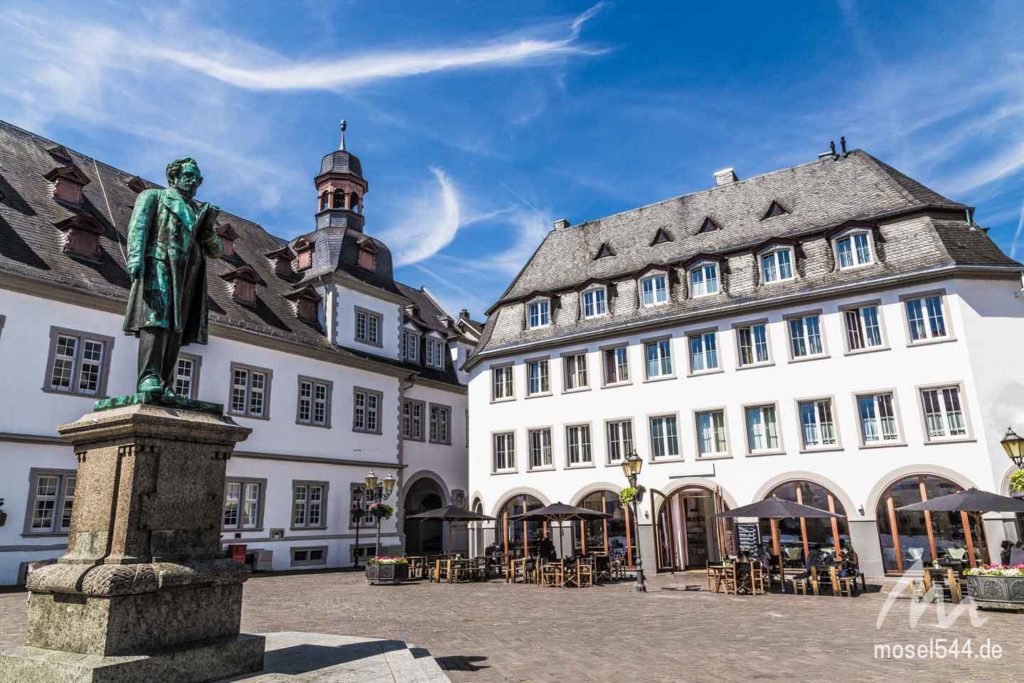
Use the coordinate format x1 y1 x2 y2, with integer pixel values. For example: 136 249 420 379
95 392 224 415
96 157 223 412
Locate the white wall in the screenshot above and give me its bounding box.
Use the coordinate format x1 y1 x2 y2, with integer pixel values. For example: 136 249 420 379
334 286 401 360
467 276 1024 574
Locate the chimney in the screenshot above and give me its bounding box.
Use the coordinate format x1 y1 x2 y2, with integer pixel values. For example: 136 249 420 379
713 168 738 186
553 218 572 230
459 308 470 321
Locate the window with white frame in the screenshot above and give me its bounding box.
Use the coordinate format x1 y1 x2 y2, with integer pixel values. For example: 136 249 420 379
223 479 263 530
788 314 824 359
563 352 589 391
745 405 780 453
736 323 770 367
291 546 327 566
173 355 199 399
566 424 593 466
528 298 551 329
835 230 873 269
492 365 514 400
689 263 719 297
844 304 884 351
904 294 948 343
493 432 516 472
402 399 424 440
644 338 673 379
921 386 967 441
292 481 326 529
688 331 719 373
602 346 630 385
402 330 420 363
639 273 668 307
353 388 381 433
760 247 794 284
857 392 900 444
649 415 680 459
798 398 837 449
425 337 445 369
526 359 550 396
355 307 382 345
297 377 331 427
528 428 553 469
695 410 728 457
606 419 633 463
230 364 271 418
429 403 452 444
46 328 113 396
581 286 608 319
26 470 76 533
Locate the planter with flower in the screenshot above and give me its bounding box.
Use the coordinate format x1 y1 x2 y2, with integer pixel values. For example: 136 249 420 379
366 556 409 585
619 485 646 507
367 502 394 521
964 564 1024 610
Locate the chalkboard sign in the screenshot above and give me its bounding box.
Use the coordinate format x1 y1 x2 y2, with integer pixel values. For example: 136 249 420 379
736 523 760 552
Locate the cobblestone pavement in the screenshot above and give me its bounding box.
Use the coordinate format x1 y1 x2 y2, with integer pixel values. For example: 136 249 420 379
2 571 1022 682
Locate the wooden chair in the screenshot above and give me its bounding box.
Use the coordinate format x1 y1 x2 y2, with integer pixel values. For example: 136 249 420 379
749 560 766 595
540 560 564 587
828 566 860 597
788 566 819 595
576 561 594 588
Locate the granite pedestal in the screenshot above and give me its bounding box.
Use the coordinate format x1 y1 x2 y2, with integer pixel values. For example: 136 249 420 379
0 402 265 682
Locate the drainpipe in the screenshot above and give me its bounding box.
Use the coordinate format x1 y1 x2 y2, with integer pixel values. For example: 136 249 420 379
396 373 417 550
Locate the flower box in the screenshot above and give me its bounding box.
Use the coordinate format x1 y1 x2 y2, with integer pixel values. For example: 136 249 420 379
366 560 409 585
966 573 1024 611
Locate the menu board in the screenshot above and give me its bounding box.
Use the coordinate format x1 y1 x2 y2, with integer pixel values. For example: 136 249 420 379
736 522 760 552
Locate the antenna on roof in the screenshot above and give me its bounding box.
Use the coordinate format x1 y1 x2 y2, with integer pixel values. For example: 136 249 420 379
339 119 347 151
840 136 848 157
829 140 837 159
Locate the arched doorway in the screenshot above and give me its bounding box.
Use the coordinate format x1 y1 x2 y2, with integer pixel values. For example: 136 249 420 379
470 498 489 557
498 494 544 558
759 481 851 565
876 474 988 573
403 478 445 554
655 486 734 570
571 490 636 565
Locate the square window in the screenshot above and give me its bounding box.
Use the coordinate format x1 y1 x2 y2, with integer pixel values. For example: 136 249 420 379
602 346 630 385
788 314 825 359
562 352 589 391
528 428 553 469
493 432 516 472
566 424 592 466
429 404 452 444
528 299 551 328
844 305 884 351
27 470 76 534
745 405 780 453
229 364 272 419
905 294 948 343
526 359 550 396
353 388 382 433
689 263 719 297
736 323 770 367
857 392 900 444
836 231 873 269
402 331 420 363
649 415 679 459
688 331 719 373
644 339 673 379
761 248 794 284
606 419 633 463
402 400 425 440
695 410 728 457
355 308 383 346
45 328 112 396
223 479 264 530
920 386 967 441
582 287 608 319
297 377 331 427
492 365 515 400
798 399 837 449
639 274 668 307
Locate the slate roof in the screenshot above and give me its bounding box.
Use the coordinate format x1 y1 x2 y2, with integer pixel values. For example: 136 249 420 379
471 150 1020 362
0 120 464 387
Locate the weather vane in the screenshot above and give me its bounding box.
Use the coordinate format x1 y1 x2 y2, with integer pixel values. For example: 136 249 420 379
340 119 347 151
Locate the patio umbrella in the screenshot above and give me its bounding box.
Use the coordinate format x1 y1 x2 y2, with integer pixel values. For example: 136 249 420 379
715 496 844 568
510 502 612 558
407 505 495 555
895 488 1024 513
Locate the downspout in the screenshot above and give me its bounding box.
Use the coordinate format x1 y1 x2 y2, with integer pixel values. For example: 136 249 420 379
396 372 417 549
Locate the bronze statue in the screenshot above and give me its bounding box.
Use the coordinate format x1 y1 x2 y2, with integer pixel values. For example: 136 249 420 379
123 157 222 396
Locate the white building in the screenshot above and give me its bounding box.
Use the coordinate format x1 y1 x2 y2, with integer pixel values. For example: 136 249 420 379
0 120 478 585
464 150 1024 578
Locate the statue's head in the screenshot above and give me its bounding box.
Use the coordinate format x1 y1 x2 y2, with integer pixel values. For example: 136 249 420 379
166 157 202 198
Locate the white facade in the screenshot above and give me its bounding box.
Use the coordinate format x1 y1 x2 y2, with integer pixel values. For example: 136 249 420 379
0 282 468 585
467 275 1024 577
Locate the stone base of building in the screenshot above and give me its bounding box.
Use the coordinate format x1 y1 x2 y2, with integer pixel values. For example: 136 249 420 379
0 634 265 683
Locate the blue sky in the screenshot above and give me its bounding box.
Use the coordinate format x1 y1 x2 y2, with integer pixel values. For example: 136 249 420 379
2 1 1023 317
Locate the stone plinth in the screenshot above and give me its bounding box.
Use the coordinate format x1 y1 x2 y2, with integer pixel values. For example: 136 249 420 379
0 403 265 682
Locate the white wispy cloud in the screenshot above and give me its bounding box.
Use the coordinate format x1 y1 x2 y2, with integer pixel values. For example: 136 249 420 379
381 167 461 267
138 4 607 92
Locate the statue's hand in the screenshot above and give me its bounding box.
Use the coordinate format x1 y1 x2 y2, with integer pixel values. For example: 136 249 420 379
127 262 143 280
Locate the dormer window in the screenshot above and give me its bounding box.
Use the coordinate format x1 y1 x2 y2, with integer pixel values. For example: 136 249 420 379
527 298 551 329
216 223 239 258
45 165 90 206
357 245 377 271
425 337 446 369
284 286 322 323
594 242 615 259
689 262 719 298
639 273 668 307
762 200 787 219
651 228 673 245
55 215 103 261
266 246 295 277
581 286 608 319
126 176 147 193
698 217 720 233
835 229 873 269
221 265 264 305
293 238 314 271
760 247 794 284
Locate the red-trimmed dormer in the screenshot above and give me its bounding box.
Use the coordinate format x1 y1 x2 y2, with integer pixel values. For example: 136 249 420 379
55 215 104 261
265 245 296 278
44 165 90 206
220 264 266 305
284 286 322 323
216 223 239 258
293 236 314 271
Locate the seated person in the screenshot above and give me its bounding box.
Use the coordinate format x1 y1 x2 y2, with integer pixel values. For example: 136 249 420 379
538 536 557 561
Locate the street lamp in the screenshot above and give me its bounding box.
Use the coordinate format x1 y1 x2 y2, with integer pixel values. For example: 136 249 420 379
620 451 647 593
1001 427 1024 469
362 470 397 557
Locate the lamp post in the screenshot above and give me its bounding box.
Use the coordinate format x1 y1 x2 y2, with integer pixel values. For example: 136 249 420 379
1001 427 1024 469
620 451 647 593
351 487 365 569
364 470 396 557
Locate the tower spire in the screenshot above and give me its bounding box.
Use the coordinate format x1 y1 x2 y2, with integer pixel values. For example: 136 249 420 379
339 119 347 151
